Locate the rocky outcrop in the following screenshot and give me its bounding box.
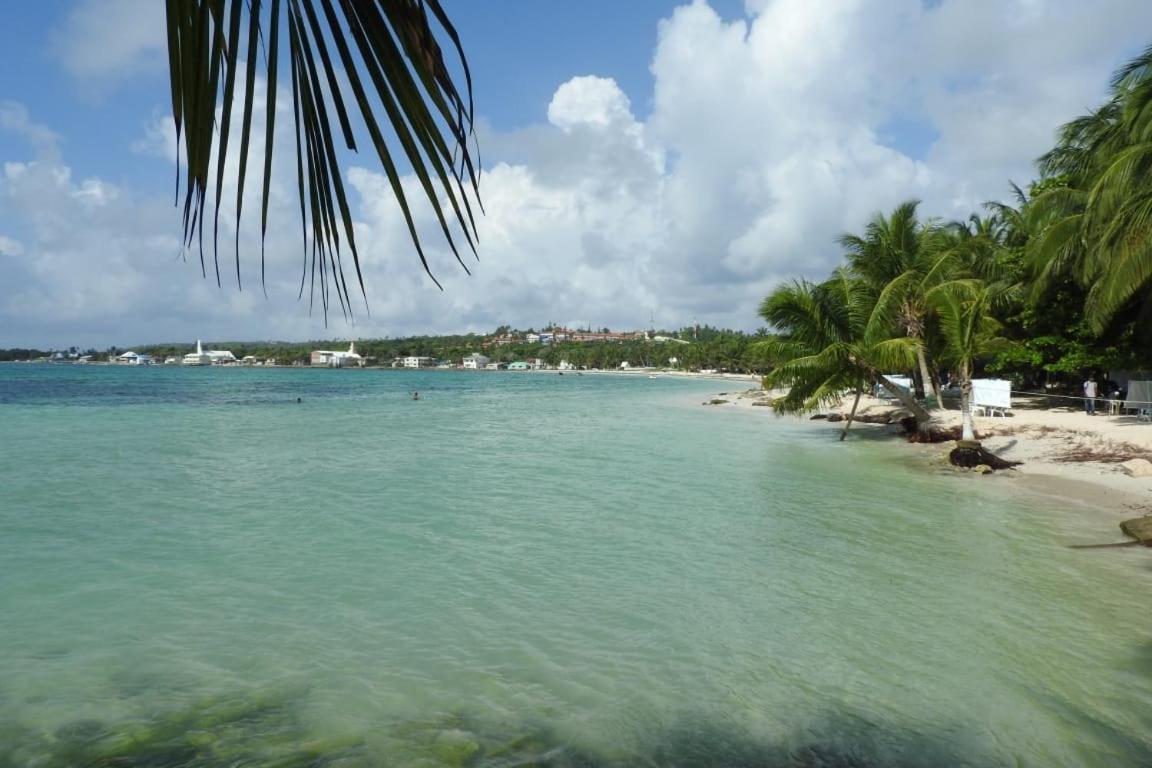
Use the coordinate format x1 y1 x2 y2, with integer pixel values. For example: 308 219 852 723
1120 516 1152 544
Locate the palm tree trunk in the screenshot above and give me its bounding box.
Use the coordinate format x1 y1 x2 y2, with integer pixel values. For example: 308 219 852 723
916 345 936 401
960 363 975 442
876 373 933 433
840 386 863 441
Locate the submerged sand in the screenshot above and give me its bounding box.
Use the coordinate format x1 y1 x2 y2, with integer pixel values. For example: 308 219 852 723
704 387 1152 540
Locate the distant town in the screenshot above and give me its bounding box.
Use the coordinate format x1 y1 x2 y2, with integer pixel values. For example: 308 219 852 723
0 326 772 374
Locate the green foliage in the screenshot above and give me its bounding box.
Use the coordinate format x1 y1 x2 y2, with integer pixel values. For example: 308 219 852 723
1026 44 1152 332
765 44 1152 393
926 279 1014 376
757 270 928 424
0 348 51 362
48 327 775 373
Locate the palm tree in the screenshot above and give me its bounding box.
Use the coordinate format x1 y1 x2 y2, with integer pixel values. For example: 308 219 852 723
946 208 1027 322
758 269 931 440
838 201 950 400
926 279 1013 442
167 0 481 317
1026 44 1152 333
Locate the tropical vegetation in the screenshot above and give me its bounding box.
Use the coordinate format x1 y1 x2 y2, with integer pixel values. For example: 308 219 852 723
758 270 931 439
1 327 774 374
757 44 1152 434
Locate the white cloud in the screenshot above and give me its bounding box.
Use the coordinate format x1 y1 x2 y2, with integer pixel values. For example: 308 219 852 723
548 76 637 132
0 234 23 257
7 0 1152 346
0 101 61 164
132 111 180 163
50 0 166 94
0 89 322 348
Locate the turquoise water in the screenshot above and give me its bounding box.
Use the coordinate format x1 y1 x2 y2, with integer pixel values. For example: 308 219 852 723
1 364 1151 766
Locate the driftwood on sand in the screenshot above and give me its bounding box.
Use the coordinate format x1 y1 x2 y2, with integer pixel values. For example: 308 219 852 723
947 440 1023 471
891 417 1021 471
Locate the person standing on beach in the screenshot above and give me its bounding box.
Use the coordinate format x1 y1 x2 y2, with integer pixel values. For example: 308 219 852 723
1083 375 1098 415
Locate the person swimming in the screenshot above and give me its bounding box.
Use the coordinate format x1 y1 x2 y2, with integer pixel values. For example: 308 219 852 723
411 391 420 401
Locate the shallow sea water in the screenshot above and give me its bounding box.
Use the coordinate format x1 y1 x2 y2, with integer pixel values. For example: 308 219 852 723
1 364 1150 766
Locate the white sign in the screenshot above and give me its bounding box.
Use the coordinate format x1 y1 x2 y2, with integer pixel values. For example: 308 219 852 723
1127 380 1152 407
971 379 1011 410
878 375 912 399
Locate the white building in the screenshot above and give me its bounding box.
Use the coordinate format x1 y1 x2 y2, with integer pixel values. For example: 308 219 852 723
558 360 575 370
115 351 151 365
311 342 364 368
183 341 212 366
403 356 435 368
462 353 490 369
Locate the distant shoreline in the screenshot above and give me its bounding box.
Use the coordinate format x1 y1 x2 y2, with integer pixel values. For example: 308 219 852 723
1 359 763 383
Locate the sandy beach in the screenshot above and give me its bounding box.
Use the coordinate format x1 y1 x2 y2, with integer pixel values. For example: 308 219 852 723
702 386 1152 540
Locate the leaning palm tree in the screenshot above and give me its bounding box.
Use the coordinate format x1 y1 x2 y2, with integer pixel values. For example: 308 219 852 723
758 269 932 440
167 0 481 318
839 201 949 400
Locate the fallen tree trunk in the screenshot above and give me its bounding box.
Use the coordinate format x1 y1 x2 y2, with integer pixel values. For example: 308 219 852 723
948 439 1022 471
900 418 963 443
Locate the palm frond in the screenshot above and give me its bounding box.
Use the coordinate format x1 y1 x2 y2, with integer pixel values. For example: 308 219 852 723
166 0 481 318
1087 195 1152 329
1111 42 1152 92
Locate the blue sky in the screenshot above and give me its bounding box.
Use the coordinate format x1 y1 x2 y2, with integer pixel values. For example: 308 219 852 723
0 2 750 200
3 0 1152 348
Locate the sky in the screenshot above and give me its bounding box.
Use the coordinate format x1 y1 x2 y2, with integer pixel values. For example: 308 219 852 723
2 0 1152 348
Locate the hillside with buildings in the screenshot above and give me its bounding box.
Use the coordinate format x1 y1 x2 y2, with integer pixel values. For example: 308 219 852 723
3 326 769 374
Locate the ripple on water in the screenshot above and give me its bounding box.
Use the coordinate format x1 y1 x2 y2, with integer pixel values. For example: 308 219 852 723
1 365 1151 765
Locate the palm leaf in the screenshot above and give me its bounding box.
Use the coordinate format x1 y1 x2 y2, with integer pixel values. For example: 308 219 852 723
166 0 481 317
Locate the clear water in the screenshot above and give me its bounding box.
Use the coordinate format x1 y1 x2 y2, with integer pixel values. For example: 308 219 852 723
1 364 1150 766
